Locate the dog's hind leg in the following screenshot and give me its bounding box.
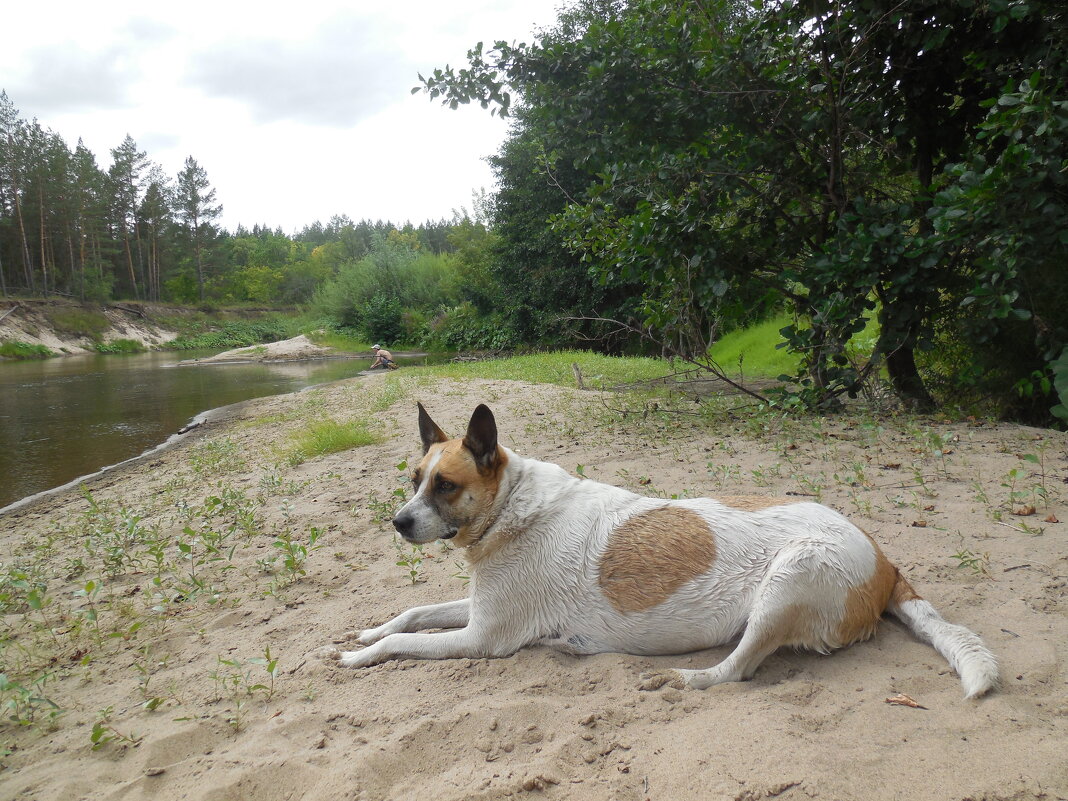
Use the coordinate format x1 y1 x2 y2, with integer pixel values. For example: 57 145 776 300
672 600 815 689
671 547 853 690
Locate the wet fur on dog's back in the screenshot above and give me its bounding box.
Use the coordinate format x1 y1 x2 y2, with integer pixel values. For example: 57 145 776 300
326 404 998 698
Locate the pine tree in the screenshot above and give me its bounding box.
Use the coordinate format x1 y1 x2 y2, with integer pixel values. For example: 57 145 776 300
175 156 222 301
109 134 149 299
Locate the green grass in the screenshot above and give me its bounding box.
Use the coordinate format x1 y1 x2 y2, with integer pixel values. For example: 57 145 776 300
45 308 109 339
165 319 294 351
286 419 380 465
418 350 669 388
304 329 373 353
95 338 145 354
709 314 802 380
0 340 54 359
709 311 882 381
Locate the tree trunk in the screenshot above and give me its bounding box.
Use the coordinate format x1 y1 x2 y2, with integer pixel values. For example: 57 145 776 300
124 231 140 300
14 192 34 293
38 187 49 295
884 343 936 412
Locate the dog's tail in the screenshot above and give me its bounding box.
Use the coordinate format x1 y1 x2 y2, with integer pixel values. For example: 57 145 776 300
885 573 999 699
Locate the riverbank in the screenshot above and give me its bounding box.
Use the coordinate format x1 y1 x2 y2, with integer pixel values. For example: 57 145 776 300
1 370 1066 800
0 298 293 358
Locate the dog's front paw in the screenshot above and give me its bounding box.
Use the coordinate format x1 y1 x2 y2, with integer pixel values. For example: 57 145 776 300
638 670 686 692
338 647 382 669
312 645 341 662
357 625 389 646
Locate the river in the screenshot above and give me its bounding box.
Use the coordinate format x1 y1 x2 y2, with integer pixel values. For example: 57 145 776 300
0 351 420 510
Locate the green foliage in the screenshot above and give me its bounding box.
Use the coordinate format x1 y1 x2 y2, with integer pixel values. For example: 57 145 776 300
303 327 372 353
930 72 1068 423
427 302 520 351
420 0 1065 417
0 340 53 359
166 319 291 351
362 294 404 344
308 233 462 340
94 338 145 354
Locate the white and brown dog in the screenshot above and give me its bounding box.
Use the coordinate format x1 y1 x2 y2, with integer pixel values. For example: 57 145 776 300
328 403 998 697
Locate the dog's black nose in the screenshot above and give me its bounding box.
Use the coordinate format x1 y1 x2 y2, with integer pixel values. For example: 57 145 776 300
392 513 414 537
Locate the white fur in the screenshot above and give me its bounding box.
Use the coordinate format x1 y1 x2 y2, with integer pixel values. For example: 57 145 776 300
328 438 997 697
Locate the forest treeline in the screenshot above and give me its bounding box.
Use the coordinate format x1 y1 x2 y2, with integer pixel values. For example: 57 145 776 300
0 91 464 307
3 0 1068 423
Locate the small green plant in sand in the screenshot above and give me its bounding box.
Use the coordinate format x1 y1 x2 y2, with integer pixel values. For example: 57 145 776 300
208 647 279 732
260 501 324 586
0 672 63 730
951 540 991 578
190 438 247 475
394 539 425 584
367 460 410 525
89 705 142 751
286 419 379 466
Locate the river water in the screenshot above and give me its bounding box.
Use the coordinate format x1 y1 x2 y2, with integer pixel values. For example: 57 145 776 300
0 351 415 510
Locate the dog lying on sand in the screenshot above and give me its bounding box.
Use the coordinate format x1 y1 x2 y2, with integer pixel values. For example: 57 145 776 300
326 403 997 698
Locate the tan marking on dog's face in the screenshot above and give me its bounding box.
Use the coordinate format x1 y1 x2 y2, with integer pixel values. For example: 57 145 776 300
718 495 806 512
598 507 716 614
837 544 898 645
408 438 508 550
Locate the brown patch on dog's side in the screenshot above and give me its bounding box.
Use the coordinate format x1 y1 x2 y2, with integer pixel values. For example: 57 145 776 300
837 545 899 645
718 495 807 512
599 507 716 613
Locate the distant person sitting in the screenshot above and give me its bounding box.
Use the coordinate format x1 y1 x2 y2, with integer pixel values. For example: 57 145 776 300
370 344 397 370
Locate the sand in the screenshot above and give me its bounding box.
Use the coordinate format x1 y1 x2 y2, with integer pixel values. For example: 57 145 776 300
0 374 1065 801
177 334 338 364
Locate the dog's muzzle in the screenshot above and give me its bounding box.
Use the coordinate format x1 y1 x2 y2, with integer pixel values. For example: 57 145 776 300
391 511 458 542
392 511 416 539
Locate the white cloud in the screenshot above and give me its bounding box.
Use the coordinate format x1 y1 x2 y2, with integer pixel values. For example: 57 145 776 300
0 0 562 231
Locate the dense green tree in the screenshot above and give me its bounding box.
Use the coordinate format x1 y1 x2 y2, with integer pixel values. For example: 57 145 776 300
175 156 222 302
421 0 1065 414
108 135 150 299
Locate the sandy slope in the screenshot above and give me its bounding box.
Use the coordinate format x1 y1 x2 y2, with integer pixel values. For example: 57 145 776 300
178 335 336 364
1 375 1066 801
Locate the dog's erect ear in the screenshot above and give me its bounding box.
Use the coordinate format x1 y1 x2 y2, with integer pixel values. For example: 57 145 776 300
417 402 448 454
463 404 499 472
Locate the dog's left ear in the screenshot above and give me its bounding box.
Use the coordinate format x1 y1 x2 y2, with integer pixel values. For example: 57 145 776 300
418 402 449 454
463 404 499 472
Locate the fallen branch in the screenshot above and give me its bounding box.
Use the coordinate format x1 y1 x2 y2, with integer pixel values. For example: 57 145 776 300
0 303 20 324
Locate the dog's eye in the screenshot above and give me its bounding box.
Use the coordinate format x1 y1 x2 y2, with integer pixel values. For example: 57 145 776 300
437 479 456 493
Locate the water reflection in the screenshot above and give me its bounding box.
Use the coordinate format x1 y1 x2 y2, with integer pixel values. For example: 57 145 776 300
0 351 423 509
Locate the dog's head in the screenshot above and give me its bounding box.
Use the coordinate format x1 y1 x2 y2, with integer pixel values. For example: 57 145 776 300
391 403 508 546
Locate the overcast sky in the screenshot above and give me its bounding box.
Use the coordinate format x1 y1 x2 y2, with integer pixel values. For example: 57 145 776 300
2 0 562 233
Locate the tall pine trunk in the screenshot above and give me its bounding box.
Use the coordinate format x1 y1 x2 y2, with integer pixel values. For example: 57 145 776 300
123 230 140 300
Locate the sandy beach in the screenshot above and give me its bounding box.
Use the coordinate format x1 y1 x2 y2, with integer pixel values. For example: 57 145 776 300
1 373 1065 801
